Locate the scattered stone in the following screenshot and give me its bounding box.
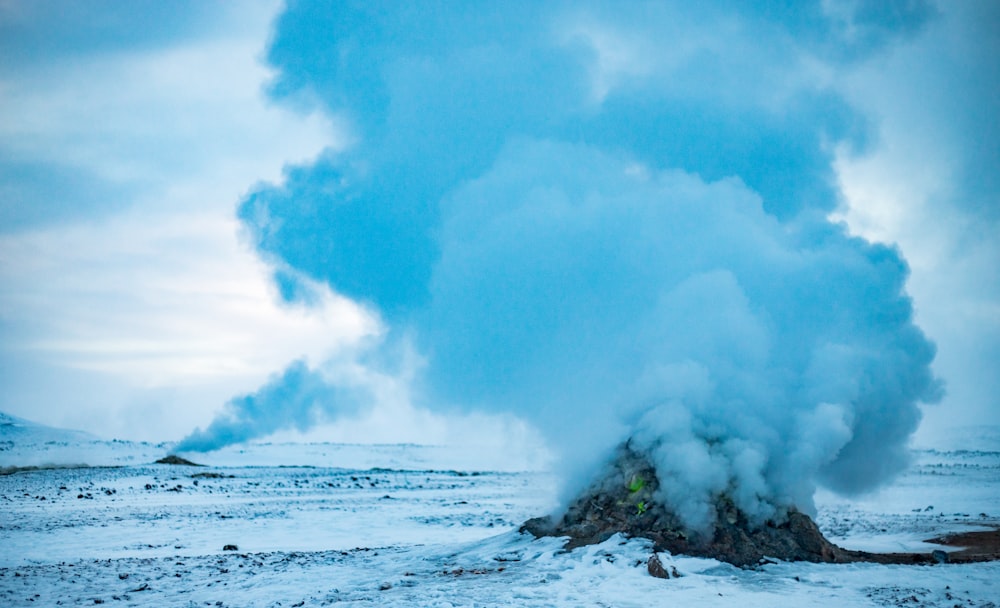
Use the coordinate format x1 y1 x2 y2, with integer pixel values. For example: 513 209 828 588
223 545 239 552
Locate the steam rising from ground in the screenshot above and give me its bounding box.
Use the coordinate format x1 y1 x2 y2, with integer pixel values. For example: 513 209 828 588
419 140 938 529
179 2 942 531
175 361 355 453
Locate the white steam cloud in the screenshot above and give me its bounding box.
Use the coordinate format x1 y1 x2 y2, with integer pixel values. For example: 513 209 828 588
178 2 943 532
418 140 938 529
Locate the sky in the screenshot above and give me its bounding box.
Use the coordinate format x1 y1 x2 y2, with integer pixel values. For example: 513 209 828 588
0 0 996 478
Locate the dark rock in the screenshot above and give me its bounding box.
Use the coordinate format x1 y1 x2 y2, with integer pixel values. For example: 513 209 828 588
647 554 670 579
155 455 202 466
223 545 239 552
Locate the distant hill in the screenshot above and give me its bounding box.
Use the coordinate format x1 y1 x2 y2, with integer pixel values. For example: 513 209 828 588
0 411 97 444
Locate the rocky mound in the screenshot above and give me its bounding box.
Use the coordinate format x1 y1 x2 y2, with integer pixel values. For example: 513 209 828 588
522 441 938 567
155 454 202 466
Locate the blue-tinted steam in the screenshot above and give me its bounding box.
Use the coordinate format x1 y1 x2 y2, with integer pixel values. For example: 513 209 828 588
175 361 363 453
182 1 942 529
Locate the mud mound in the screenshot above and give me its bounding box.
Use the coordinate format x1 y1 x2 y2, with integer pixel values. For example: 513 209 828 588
522 442 941 567
155 454 202 466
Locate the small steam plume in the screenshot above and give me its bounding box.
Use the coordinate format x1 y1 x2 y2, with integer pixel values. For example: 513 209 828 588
175 361 362 453
184 2 943 530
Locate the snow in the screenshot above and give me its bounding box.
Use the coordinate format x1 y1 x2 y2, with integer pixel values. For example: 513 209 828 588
2 424 998 606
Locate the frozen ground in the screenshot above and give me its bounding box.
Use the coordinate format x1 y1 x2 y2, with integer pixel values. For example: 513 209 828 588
1 416 998 607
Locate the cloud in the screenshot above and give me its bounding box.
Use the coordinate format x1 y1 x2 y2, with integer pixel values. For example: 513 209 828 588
0 0 344 229
0 0 371 440
0 212 375 383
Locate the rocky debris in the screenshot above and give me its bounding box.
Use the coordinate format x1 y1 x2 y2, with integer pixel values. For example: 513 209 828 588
522 441 947 567
646 554 680 579
154 455 202 466
1 463 90 475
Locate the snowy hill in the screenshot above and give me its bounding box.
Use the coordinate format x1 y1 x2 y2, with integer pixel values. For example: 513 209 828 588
0 410 126 469
0 411 96 443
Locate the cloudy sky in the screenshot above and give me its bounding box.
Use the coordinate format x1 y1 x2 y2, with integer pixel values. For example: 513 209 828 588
0 0 996 466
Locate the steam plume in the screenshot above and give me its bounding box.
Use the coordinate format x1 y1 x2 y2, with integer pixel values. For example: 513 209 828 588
176 361 364 453
181 1 942 530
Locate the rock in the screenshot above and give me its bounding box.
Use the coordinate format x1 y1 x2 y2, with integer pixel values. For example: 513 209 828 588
647 554 670 579
223 544 238 551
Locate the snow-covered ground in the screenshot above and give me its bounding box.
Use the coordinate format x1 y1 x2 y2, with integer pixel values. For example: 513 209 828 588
2 417 998 607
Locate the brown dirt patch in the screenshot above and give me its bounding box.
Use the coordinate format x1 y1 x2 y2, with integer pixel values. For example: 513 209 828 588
926 526 1000 563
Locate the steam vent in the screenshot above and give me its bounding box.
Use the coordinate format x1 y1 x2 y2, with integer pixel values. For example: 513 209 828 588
522 441 939 567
